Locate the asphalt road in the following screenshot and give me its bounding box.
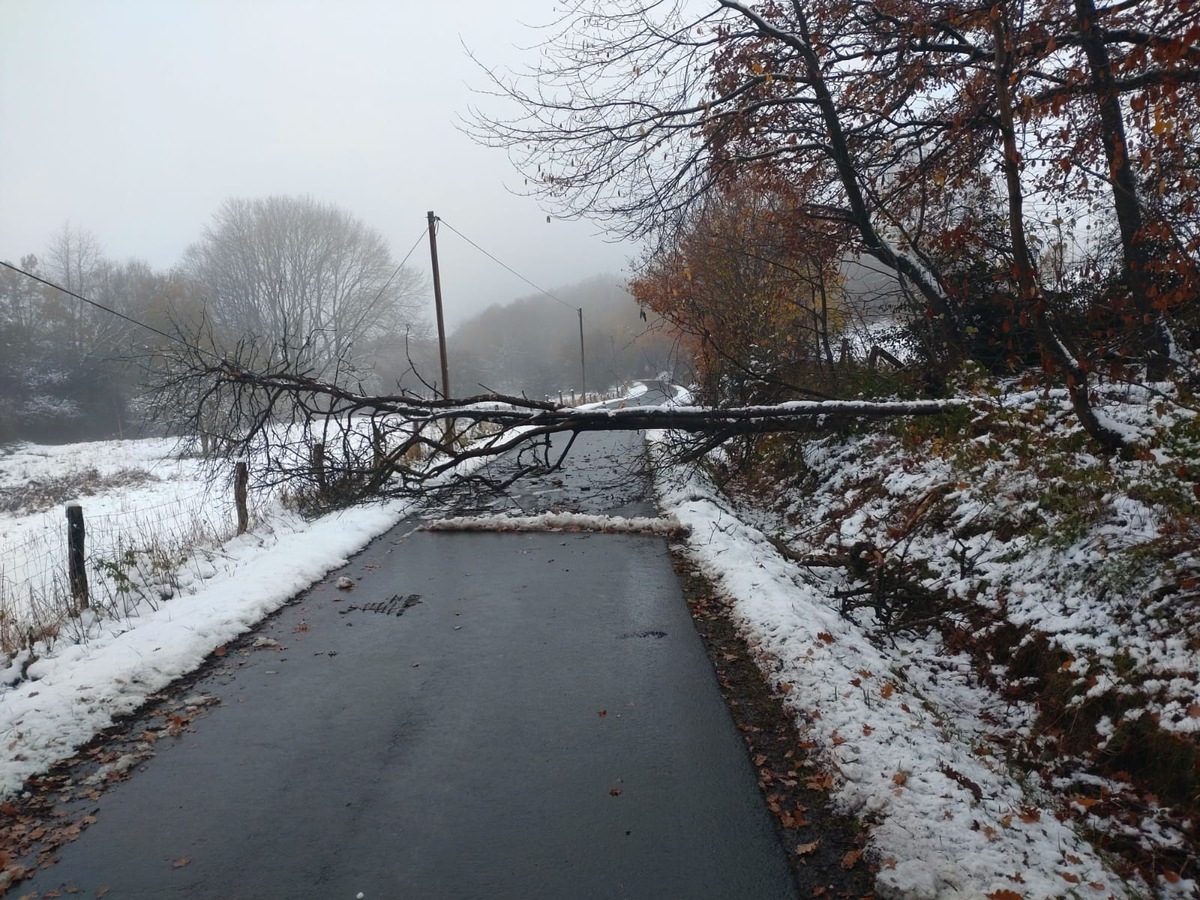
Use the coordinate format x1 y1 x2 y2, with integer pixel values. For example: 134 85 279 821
19 429 799 899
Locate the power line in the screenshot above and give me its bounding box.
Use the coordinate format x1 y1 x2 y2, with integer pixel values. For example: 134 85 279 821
0 259 218 360
436 217 590 321
366 226 429 311
433 216 670 391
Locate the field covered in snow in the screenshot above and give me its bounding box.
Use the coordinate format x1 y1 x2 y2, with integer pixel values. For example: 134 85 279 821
0 439 239 649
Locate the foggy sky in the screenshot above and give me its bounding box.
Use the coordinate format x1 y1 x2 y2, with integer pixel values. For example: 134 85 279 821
0 0 634 327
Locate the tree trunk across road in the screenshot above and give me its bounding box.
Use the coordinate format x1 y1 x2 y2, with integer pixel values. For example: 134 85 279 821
18 431 799 899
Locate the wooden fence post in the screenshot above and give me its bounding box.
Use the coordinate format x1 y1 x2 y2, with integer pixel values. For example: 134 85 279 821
372 421 385 470
235 462 249 536
65 503 89 611
311 443 327 493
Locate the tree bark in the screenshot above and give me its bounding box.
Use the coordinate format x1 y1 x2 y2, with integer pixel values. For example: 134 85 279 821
992 4 1122 452
1073 0 1170 378
720 0 966 358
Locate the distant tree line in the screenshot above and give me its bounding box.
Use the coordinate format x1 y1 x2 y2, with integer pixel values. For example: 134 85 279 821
0 197 426 445
0 227 202 443
447 275 680 399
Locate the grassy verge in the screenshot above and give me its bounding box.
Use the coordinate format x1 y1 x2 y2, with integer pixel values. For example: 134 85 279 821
719 374 1200 892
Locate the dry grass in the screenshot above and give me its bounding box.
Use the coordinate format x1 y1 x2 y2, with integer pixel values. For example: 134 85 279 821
0 484 241 663
0 468 158 515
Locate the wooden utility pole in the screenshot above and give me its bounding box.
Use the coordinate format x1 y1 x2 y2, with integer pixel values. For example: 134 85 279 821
578 307 586 401
427 211 451 399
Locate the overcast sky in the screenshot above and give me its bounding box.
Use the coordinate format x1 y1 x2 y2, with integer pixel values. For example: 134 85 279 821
0 0 635 327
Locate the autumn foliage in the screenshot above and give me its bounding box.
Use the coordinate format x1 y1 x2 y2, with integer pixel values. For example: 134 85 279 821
478 0 1200 445
630 185 846 403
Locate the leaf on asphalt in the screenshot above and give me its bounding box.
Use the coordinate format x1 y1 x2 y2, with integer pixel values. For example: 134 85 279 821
609 787 622 797
840 848 863 869
96 887 111 899
598 710 607 718
171 856 191 869
795 841 820 856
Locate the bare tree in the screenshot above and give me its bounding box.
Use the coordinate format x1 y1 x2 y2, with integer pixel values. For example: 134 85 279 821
151 336 963 510
465 0 966 356
465 0 1149 448
184 196 426 384
44 223 108 353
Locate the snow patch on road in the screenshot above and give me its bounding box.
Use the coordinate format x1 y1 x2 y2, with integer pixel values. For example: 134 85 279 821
424 511 686 535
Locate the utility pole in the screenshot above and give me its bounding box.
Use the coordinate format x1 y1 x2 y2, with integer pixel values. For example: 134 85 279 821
427 211 451 399
578 307 587 401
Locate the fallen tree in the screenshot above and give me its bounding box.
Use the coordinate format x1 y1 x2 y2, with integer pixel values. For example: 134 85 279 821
151 346 967 509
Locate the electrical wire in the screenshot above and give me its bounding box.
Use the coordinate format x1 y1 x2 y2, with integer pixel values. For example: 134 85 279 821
436 217 590 321
0 260 220 361
2 226 429 365
364 226 429 311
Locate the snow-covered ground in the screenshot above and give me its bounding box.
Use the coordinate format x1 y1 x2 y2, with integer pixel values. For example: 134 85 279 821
0 438 415 797
649 376 1200 899
653 446 1128 899
2 377 1195 898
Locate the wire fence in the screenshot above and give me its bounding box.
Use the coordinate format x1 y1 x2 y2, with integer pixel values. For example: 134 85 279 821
0 461 259 659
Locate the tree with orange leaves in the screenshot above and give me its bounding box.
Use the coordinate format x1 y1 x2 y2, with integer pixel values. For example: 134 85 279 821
630 182 846 405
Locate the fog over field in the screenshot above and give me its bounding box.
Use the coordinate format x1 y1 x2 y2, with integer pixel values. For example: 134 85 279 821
0 0 632 326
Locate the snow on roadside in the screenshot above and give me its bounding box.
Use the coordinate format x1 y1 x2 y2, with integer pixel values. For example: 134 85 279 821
0 391 663 800
0 441 415 801
650 433 1127 900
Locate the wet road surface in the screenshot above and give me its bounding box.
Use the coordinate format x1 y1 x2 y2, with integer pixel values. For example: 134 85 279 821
18 430 799 899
